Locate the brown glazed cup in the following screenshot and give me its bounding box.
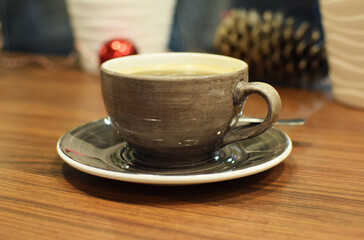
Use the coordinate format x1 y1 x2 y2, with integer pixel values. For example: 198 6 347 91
101 53 281 167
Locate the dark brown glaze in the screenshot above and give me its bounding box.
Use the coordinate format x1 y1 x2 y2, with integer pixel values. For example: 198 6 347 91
101 71 244 164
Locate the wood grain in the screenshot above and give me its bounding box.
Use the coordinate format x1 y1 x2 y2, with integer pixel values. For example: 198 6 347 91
0 56 363 240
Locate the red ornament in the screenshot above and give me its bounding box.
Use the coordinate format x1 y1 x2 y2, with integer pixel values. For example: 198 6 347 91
99 39 137 64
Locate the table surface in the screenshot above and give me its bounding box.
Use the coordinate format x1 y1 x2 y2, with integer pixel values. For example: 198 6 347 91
1 57 364 240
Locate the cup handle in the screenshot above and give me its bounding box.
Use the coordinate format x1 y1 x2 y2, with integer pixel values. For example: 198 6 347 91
219 82 281 147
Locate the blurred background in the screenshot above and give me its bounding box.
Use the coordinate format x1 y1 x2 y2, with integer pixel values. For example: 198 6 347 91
0 0 329 87
2 0 362 108
0 0 323 55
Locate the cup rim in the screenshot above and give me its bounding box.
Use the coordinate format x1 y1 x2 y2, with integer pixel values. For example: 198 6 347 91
100 52 247 81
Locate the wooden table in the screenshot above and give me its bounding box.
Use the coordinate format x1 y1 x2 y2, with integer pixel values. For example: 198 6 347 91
1 58 363 239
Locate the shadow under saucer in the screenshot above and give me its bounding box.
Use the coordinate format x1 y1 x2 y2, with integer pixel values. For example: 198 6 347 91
61 160 288 205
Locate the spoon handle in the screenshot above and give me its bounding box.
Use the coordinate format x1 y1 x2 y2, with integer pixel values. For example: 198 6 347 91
239 117 306 125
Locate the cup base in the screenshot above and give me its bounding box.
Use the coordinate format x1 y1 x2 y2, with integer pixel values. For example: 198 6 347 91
121 144 216 169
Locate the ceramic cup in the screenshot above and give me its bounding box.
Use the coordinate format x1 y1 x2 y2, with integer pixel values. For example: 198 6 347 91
320 0 364 109
101 52 281 167
66 0 176 74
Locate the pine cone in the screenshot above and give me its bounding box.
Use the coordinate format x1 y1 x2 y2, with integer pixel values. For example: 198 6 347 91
215 9 328 87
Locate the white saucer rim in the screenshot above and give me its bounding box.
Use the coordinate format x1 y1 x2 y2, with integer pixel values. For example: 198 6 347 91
57 126 292 185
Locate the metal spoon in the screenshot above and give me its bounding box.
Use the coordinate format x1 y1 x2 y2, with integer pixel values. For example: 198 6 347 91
239 117 306 125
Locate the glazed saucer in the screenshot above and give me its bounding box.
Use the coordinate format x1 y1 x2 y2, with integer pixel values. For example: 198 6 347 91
57 118 292 185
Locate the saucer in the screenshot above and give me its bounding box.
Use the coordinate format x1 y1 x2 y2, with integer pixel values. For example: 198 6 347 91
57 118 292 185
